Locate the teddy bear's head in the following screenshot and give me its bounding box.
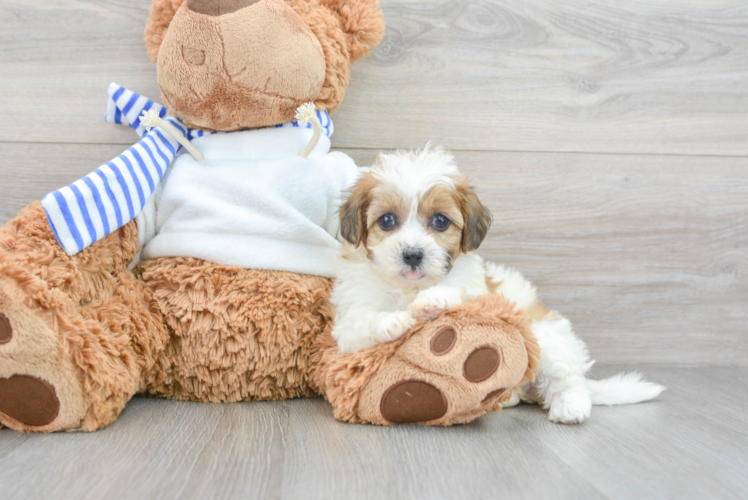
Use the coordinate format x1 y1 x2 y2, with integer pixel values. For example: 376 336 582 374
144 0 384 131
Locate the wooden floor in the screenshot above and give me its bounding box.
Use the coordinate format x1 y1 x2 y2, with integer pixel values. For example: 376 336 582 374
0 0 746 498
1 367 746 500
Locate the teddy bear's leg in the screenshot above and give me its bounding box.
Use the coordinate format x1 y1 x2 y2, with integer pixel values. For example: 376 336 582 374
315 295 540 426
138 258 333 402
0 202 168 432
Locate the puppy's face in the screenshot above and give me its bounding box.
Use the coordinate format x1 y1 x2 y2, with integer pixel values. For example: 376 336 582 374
340 147 491 290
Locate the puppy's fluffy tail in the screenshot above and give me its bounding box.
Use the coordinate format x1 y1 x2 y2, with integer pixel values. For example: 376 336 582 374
586 372 665 406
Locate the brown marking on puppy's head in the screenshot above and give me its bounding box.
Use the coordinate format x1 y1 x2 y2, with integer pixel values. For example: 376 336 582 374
340 146 493 290
417 184 465 263
339 171 379 248
452 176 492 252
363 183 410 249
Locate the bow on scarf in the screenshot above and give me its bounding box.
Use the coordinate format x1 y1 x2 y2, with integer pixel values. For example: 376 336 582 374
42 83 332 256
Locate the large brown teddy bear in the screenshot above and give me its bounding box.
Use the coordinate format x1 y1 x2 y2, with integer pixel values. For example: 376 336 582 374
0 0 539 432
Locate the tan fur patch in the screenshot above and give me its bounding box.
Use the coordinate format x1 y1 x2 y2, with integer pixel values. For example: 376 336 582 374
313 293 541 425
486 277 501 295
364 183 410 248
418 185 464 262
485 276 549 322
526 302 551 323
339 172 381 247
145 0 385 128
156 0 326 130
452 176 492 252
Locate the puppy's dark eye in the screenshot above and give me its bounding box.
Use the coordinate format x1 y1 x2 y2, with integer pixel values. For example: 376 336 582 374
378 213 397 231
432 214 450 231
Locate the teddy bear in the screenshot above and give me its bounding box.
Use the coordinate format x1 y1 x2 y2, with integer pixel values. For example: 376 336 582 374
0 0 540 432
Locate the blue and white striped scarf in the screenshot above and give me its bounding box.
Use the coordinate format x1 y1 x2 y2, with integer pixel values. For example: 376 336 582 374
42 83 332 256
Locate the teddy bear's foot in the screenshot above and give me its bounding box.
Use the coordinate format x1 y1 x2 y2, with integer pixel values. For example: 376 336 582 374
0 278 87 432
360 318 530 425
315 295 540 426
0 203 160 432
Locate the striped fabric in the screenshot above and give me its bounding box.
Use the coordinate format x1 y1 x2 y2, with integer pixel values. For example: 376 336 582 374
42 83 332 256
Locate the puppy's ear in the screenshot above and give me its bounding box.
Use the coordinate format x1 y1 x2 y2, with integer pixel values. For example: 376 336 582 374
454 177 492 252
340 173 377 247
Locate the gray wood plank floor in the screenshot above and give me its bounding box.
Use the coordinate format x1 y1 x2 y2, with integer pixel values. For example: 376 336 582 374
2 0 748 155
0 367 746 500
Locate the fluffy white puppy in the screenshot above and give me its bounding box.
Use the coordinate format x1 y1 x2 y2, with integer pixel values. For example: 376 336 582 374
331 145 665 424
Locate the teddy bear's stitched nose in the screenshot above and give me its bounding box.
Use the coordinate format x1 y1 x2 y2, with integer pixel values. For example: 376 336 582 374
187 0 261 16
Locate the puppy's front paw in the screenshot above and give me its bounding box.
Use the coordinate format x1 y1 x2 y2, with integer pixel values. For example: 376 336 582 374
410 286 463 321
548 390 592 424
377 311 416 344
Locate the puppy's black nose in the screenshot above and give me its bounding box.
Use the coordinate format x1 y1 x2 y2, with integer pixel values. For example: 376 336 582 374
403 248 424 268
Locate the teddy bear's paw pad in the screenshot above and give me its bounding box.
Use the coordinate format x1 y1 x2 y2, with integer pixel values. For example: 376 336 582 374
0 313 11 345
463 346 500 382
353 310 534 426
430 326 457 355
0 279 59 357
0 375 60 427
380 380 448 424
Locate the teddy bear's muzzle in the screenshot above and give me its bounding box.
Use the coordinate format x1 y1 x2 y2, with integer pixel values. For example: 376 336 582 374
157 0 326 131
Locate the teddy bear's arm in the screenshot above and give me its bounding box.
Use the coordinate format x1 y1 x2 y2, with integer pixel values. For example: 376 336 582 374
41 84 187 256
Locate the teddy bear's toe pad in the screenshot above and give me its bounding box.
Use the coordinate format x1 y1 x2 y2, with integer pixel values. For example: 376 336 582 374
0 375 60 427
318 296 538 426
380 380 448 424
363 311 532 425
463 346 501 382
0 313 11 344
430 326 456 355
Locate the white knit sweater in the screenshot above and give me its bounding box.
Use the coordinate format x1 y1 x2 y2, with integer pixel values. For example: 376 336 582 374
137 125 359 278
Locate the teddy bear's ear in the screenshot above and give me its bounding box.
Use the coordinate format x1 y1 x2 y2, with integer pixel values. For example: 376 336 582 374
144 0 187 63
288 0 384 113
319 0 385 63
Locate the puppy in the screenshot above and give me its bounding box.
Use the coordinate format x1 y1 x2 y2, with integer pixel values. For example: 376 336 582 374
331 145 665 424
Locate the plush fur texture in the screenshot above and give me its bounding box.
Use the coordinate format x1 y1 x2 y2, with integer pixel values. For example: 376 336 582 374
137 259 333 402
0 0 542 432
145 0 385 129
156 0 327 130
315 294 540 425
144 0 184 61
0 204 332 430
0 204 538 431
0 203 167 431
